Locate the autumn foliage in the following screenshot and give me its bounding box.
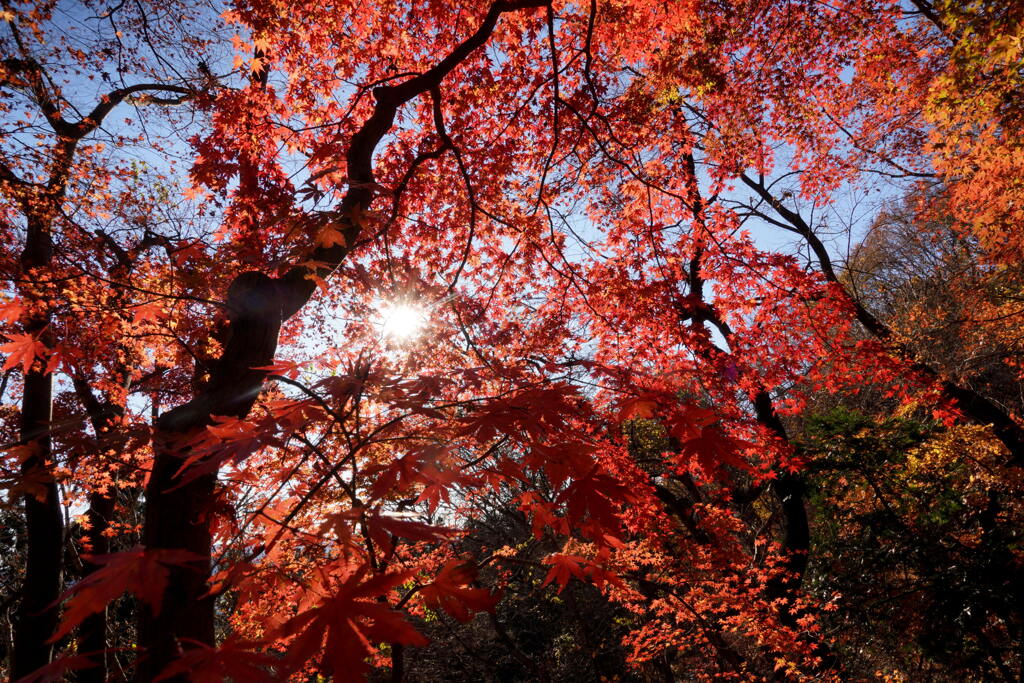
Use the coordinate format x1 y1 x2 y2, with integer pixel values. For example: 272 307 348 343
1 0 1022 681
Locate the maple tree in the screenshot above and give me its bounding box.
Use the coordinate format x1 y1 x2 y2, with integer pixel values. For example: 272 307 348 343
1 0 1022 681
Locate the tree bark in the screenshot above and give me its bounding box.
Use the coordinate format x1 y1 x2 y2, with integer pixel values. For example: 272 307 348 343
10 214 64 681
76 489 117 683
136 272 282 681
72 377 125 683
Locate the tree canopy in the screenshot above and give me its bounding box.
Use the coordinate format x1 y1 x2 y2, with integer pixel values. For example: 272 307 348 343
1 0 1022 680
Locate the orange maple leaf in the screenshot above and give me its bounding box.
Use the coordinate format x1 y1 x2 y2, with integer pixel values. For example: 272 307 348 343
0 332 48 373
315 223 347 248
0 298 22 324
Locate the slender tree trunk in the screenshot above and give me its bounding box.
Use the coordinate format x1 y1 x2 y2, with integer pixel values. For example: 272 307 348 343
751 393 810 591
11 371 61 680
76 489 116 683
72 377 125 683
10 214 63 681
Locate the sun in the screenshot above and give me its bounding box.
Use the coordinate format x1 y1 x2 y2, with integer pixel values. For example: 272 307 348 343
377 301 427 341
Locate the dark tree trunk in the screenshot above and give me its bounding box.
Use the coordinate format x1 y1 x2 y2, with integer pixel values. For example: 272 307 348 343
11 215 64 681
752 392 838 674
751 392 810 591
76 489 117 683
11 370 62 680
135 272 283 681
136 466 218 681
72 377 126 683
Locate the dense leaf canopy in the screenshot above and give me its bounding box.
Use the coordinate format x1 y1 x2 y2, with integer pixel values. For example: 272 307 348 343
1 0 1022 680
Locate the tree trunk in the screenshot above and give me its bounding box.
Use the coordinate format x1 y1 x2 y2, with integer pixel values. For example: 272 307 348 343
71 377 125 683
76 489 117 683
132 6 544 676
135 272 282 681
10 215 63 681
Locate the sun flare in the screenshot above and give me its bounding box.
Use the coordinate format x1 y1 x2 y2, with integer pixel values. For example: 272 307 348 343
377 301 427 341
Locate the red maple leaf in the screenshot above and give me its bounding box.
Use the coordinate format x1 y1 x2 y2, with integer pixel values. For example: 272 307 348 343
419 559 500 622
364 510 456 555
0 298 23 324
154 636 278 682
540 554 587 592
51 547 204 641
541 553 623 593
555 467 631 536
677 424 755 477
415 464 467 514
275 567 428 681
666 404 719 443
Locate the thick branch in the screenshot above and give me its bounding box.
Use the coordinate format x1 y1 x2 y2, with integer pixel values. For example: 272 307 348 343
0 57 75 137
277 0 550 318
76 83 192 138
